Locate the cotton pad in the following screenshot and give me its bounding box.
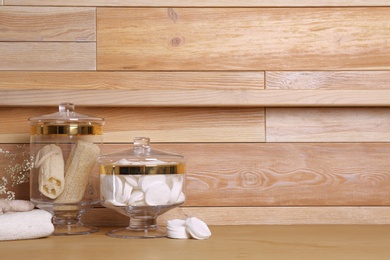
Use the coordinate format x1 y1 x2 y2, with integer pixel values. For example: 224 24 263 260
128 190 145 205
185 217 212 240
139 175 166 192
166 219 191 239
166 217 211 240
101 173 185 207
168 178 183 204
145 182 171 206
123 175 138 187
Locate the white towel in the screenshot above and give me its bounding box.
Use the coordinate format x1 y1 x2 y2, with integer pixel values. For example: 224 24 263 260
0 199 35 213
0 209 54 241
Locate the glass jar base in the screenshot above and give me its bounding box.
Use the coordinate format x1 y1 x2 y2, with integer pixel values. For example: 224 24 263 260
31 200 100 236
52 223 99 236
106 226 166 239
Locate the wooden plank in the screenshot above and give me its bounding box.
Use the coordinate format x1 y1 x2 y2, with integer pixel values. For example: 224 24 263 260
5 143 390 206
0 71 264 90
97 8 390 70
4 0 390 7
4 226 390 260
266 108 390 142
0 7 96 41
0 107 265 143
105 143 390 206
84 206 390 226
99 107 265 143
4 226 390 259
267 71 390 90
0 42 96 70
1 89 390 107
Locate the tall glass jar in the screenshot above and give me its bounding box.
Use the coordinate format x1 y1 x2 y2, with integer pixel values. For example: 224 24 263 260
29 103 104 235
97 137 186 238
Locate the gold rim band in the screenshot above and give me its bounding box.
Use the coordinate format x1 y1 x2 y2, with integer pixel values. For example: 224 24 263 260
100 164 185 175
31 125 103 135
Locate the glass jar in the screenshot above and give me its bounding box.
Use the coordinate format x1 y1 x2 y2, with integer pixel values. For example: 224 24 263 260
97 137 186 238
28 103 104 235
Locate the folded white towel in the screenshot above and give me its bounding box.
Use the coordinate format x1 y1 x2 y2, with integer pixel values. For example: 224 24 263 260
0 209 54 241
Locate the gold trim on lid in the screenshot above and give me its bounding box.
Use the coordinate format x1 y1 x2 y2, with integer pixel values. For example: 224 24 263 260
31 125 103 135
100 164 185 175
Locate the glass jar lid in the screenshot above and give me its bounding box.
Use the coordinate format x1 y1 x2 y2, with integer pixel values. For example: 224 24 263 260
98 137 185 175
28 102 104 135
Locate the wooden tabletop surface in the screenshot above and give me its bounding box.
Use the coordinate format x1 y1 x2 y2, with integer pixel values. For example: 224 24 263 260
1 225 390 259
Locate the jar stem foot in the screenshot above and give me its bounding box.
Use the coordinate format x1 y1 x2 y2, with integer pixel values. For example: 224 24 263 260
106 216 166 239
51 211 98 236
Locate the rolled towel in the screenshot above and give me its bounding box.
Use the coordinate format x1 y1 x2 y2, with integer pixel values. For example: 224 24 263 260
0 209 54 241
0 199 35 213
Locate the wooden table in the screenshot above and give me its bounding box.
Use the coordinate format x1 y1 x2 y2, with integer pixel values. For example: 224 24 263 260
1 225 390 259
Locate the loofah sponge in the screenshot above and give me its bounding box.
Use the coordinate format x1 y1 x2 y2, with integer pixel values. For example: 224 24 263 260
35 144 65 199
55 140 100 204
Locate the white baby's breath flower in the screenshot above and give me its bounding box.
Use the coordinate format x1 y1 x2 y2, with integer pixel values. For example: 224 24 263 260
0 145 32 200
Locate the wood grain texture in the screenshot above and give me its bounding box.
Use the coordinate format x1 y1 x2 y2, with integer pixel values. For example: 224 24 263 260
106 143 390 206
266 108 390 142
5 143 390 206
4 226 390 260
99 107 265 143
97 8 390 70
4 0 390 7
0 42 96 70
2 89 390 107
0 71 264 90
1 3 390 228
0 7 96 41
267 71 390 90
0 107 264 143
84 206 390 226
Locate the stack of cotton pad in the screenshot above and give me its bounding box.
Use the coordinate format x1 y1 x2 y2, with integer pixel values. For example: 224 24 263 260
167 217 211 240
100 157 186 207
101 174 185 207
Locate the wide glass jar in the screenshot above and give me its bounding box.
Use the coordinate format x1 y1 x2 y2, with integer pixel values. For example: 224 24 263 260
97 137 186 238
29 103 104 235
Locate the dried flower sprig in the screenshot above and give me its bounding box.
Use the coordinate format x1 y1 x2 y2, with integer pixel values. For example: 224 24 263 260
0 145 33 200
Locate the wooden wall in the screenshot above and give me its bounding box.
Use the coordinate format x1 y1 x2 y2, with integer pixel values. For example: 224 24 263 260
1 0 390 226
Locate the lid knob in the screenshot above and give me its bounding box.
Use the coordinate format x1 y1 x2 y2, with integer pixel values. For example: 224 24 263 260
59 102 75 116
134 137 151 155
